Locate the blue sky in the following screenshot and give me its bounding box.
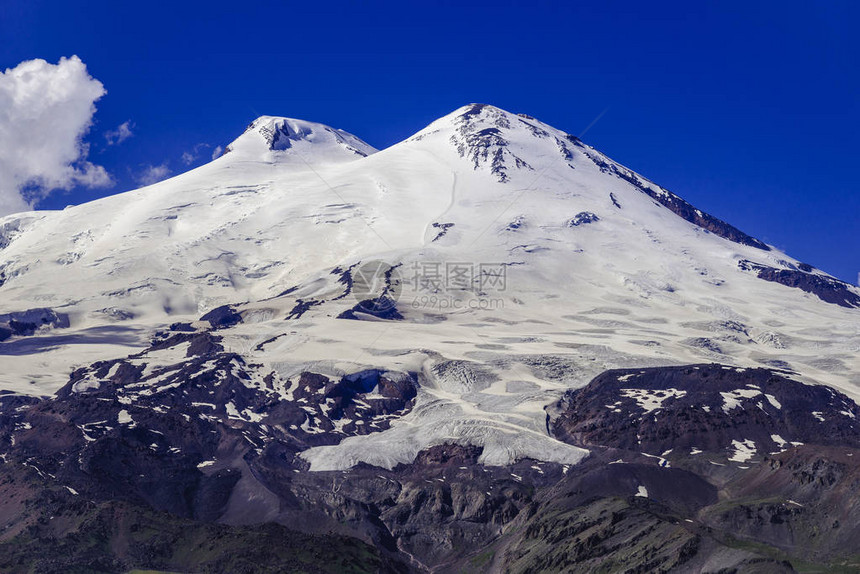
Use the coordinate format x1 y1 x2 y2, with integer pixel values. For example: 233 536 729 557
1 0 857 283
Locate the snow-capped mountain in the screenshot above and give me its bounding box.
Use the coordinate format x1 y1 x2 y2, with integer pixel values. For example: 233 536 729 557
1 104 859 572
1 103 858 463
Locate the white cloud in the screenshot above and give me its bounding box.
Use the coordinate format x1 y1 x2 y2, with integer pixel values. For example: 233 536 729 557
211 145 224 160
181 143 213 166
0 56 112 216
136 164 171 186
105 120 134 145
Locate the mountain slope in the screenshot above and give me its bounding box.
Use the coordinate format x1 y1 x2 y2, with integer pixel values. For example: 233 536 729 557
1 103 859 571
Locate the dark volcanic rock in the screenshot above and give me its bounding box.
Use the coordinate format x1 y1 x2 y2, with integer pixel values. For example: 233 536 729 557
547 364 860 464
313 444 567 568
286 298 322 319
567 211 600 226
444 452 793 574
5 345 860 571
58 348 417 451
0 326 425 567
411 443 483 467
0 308 70 339
0 469 402 574
199 304 243 329
498 494 795 574
430 222 454 242
701 445 860 566
450 104 533 182
739 259 860 308
337 297 404 320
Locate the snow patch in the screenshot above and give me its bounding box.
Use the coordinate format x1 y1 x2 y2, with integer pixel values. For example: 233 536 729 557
728 439 757 462
771 434 788 450
720 388 762 413
117 409 134 426
620 388 687 413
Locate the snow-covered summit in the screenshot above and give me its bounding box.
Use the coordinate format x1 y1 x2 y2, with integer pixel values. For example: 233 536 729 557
408 103 558 182
224 115 377 164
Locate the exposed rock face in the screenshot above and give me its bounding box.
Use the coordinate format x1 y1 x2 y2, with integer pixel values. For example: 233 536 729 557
450 104 534 182
226 115 377 159
0 308 70 341
337 261 404 320
55 337 418 451
337 297 404 320
0 466 401 574
0 216 35 251
431 450 798 574
497 493 794 574
199 304 243 329
739 259 860 308
705 446 860 560
567 211 599 226
548 364 860 463
3 357 860 571
430 221 454 241
535 364 860 572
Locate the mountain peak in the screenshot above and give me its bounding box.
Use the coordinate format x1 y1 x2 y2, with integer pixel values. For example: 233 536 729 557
407 103 568 183
427 103 518 132
224 115 377 164
402 104 773 251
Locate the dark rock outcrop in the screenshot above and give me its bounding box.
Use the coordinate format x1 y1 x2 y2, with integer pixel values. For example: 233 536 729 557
567 211 599 226
199 304 243 329
337 297 404 320
699 445 860 566
5 356 860 571
739 259 860 308
451 104 533 182
547 364 860 463
430 222 454 242
0 308 70 340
